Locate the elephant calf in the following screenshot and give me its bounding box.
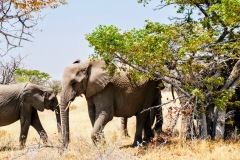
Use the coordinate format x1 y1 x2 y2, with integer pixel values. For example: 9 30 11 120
0 83 59 147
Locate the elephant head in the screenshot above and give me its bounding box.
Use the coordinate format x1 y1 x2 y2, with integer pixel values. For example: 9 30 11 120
22 83 58 111
60 59 110 147
22 83 61 132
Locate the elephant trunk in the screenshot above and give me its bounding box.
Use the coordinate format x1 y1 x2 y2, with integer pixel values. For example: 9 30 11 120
55 104 61 134
60 101 70 148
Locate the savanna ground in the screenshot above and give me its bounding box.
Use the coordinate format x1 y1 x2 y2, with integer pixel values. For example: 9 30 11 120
0 89 240 160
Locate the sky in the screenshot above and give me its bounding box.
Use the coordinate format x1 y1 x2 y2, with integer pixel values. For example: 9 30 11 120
8 0 177 80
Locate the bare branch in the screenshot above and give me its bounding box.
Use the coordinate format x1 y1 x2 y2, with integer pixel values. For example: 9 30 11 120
0 55 25 84
154 3 175 10
140 95 187 113
195 3 209 18
0 1 42 56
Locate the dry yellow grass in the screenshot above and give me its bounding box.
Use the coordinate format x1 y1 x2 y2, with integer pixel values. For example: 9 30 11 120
0 95 240 159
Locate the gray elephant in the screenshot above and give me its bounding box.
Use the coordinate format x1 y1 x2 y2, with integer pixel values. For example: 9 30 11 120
120 95 163 137
60 59 163 147
0 83 60 147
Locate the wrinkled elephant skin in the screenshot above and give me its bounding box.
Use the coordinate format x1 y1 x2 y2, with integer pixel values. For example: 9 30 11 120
60 59 163 147
0 83 59 147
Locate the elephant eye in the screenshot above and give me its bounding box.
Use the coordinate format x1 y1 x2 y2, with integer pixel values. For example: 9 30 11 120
72 81 77 87
81 68 87 73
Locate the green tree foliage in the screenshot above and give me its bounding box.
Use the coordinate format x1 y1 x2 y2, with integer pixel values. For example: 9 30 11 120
86 0 240 138
14 69 51 85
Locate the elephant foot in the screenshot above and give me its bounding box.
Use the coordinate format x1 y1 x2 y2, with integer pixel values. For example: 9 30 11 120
19 142 26 150
143 136 154 143
19 138 27 149
92 137 106 147
132 136 143 147
132 140 149 147
133 136 155 147
91 132 106 146
40 132 48 144
153 124 162 134
154 127 162 135
62 142 69 148
132 142 139 147
41 136 48 144
122 130 130 138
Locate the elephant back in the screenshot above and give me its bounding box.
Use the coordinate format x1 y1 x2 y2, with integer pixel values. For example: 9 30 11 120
111 71 148 93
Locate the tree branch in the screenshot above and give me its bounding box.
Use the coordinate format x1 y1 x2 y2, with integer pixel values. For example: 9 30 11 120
222 60 240 90
195 3 209 18
112 53 192 97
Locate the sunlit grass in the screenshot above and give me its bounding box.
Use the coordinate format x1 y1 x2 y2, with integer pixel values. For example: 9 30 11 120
0 96 240 159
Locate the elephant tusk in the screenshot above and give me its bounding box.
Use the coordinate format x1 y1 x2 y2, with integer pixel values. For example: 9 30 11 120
64 101 72 112
54 104 60 114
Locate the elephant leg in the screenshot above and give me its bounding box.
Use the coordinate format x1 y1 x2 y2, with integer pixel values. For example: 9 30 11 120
90 86 114 145
31 109 48 144
154 107 163 133
121 117 130 137
91 110 112 145
87 100 96 127
153 96 163 133
143 111 154 142
133 112 148 146
19 111 32 147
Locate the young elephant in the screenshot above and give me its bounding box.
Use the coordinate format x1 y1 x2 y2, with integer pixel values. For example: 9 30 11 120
60 59 163 147
0 83 60 147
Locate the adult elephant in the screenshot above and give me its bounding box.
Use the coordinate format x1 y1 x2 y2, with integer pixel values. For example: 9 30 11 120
0 83 60 147
120 96 163 137
60 59 163 147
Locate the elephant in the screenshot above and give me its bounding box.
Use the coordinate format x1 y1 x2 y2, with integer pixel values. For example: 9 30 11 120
0 83 60 147
60 59 163 147
120 95 163 137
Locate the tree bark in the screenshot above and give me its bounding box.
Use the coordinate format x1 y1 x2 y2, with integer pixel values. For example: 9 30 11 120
214 60 240 139
222 60 240 90
214 107 226 139
199 111 208 139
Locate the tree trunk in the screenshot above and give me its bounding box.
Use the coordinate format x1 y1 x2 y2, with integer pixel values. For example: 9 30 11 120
198 111 208 139
214 107 226 139
213 59 240 139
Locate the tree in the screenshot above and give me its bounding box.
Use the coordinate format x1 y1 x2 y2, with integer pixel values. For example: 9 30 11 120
0 0 67 56
14 68 61 94
86 0 240 139
47 79 61 93
14 68 51 85
0 55 24 84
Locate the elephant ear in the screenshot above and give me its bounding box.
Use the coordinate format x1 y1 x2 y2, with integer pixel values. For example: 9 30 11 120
86 60 111 98
73 59 81 64
22 83 46 112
